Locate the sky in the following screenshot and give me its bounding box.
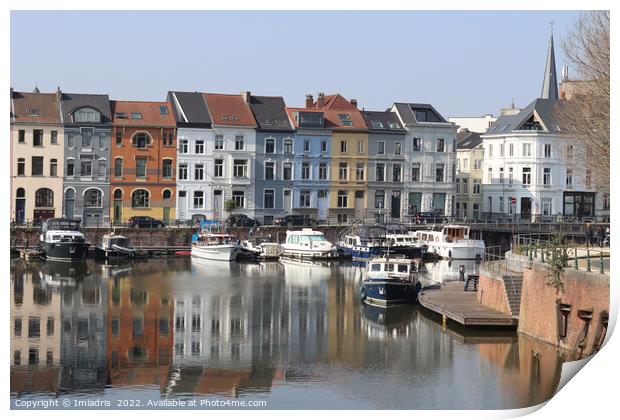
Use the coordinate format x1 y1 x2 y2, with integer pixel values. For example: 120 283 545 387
10 10 581 117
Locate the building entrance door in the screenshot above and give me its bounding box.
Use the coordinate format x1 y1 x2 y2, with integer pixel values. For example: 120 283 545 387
391 191 401 219
520 197 532 220
213 190 223 220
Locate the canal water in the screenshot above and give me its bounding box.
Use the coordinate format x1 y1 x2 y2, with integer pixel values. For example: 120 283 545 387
10 257 566 409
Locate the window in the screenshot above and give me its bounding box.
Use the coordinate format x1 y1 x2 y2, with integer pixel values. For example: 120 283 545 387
178 163 188 180
215 135 224 150
232 191 245 208
462 179 468 194
522 167 531 186
499 196 504 213
355 163 365 181
18 130 25 143
163 189 172 200
395 142 402 155
194 164 204 180
31 157 43 176
371 121 383 129
233 160 247 178
456 179 461 193
159 105 168 114
319 162 328 180
132 189 150 208
81 128 93 148
543 167 551 186
522 143 531 157
566 169 573 187
393 163 401 182
131 133 148 149
542 198 552 216
136 157 147 178
115 130 122 146
586 169 592 188
339 162 348 180
337 113 353 126
375 191 385 209
413 137 421 152
84 189 102 208
265 138 275 154
195 140 204 154
284 139 293 154
264 190 275 209
488 144 493 157
437 138 445 152
321 141 327 153
603 193 610 210
163 132 174 146
567 145 574 159
66 159 74 176
509 143 514 157
214 159 223 178
235 135 244 150
473 179 481 194
283 162 292 180
179 139 188 154
340 140 348 153
474 159 481 170
338 214 348 223
435 163 444 182
98 133 106 149
98 160 106 178
163 159 173 178
17 158 25 176
35 188 54 207
376 163 385 182
131 112 142 120
116 112 127 119
462 158 469 171
193 191 204 208
499 167 504 184
301 162 310 180
411 164 420 182
80 159 92 177
304 140 310 153
544 144 552 158
378 141 385 155
51 131 58 144
74 108 100 123
356 141 364 154
300 190 311 207
337 191 348 207
508 167 513 185
265 162 275 180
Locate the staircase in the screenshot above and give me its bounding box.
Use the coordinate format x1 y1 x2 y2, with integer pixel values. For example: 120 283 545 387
336 217 364 240
464 274 479 292
502 275 523 318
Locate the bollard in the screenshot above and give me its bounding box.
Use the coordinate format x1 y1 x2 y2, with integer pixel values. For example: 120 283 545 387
600 252 605 274
586 249 591 272
442 314 447 332
529 244 533 262
541 246 545 263
574 248 579 269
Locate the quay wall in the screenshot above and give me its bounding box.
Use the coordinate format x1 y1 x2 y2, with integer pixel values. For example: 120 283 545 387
518 261 609 357
477 272 512 316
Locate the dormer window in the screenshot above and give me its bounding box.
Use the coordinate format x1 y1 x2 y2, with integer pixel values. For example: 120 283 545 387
371 121 384 129
415 111 427 122
519 115 543 131
131 112 142 120
29 108 40 116
159 106 168 115
115 112 127 119
338 114 353 126
74 107 100 123
388 121 400 129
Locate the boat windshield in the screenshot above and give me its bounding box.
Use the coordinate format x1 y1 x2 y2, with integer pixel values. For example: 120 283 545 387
46 220 80 231
300 235 326 242
397 264 409 273
370 264 381 271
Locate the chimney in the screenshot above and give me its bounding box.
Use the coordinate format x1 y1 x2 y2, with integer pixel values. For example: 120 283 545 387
317 92 325 108
350 99 358 107
241 91 251 104
305 94 313 108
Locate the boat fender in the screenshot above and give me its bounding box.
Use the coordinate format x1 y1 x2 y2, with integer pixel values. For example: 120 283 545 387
360 285 367 301
448 250 452 259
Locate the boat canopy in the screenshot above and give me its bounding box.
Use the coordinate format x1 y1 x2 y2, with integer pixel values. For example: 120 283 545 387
42 218 81 232
350 224 387 239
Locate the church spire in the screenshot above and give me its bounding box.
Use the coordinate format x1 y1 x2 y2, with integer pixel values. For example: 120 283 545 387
540 24 559 100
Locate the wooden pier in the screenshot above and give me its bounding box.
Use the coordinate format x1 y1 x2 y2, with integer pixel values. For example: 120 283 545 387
418 281 517 327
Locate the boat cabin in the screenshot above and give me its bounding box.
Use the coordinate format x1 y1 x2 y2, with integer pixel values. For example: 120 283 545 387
441 225 470 242
286 229 328 245
368 258 416 278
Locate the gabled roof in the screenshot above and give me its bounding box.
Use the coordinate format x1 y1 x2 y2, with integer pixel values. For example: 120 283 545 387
60 92 112 124
457 131 483 149
110 100 176 127
393 102 448 125
483 98 566 136
203 93 256 127
167 91 212 127
362 110 405 133
249 95 293 132
11 90 61 124
293 93 367 131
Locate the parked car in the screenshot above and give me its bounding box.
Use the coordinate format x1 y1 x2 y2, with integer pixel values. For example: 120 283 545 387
225 214 260 228
273 214 318 227
128 216 165 228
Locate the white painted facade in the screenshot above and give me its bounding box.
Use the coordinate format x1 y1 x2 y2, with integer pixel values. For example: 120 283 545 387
448 114 497 134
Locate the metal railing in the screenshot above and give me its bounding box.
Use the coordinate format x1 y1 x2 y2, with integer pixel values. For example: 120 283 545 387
482 245 525 276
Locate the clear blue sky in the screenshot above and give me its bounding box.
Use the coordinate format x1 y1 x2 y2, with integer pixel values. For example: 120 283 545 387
10 10 580 117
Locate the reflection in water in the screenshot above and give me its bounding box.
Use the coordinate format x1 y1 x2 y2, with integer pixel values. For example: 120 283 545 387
11 258 564 409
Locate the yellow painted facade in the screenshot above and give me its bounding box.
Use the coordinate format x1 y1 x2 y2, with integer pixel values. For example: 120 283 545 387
329 131 369 216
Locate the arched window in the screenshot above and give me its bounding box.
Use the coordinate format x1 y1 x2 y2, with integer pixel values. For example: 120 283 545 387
132 189 150 208
113 189 123 199
162 189 172 200
16 188 25 199
84 188 102 208
132 133 151 149
64 189 75 219
73 107 101 123
35 188 54 208
114 157 123 177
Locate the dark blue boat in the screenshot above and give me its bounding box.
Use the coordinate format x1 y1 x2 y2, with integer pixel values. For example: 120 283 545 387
360 256 421 306
337 225 386 259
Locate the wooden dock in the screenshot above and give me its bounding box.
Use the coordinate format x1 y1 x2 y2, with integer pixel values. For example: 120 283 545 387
418 281 517 327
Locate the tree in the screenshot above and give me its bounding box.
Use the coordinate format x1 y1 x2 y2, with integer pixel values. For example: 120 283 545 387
224 199 237 214
560 11 610 189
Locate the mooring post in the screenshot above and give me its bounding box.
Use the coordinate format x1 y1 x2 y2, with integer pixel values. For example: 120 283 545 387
586 249 591 272
574 248 579 270
442 314 447 332
600 252 605 274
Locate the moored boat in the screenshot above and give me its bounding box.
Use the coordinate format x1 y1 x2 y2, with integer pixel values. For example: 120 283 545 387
337 224 386 259
415 225 484 260
95 232 135 260
281 228 338 259
383 223 428 259
39 218 90 262
191 221 240 262
241 235 282 260
360 256 421 307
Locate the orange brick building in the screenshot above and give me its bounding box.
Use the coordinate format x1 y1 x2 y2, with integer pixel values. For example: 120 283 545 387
110 101 176 224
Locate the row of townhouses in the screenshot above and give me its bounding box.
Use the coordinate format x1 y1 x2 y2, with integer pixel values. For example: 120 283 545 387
9 34 609 226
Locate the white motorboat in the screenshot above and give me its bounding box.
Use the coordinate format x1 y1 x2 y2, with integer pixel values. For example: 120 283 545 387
241 235 282 260
191 222 239 261
280 228 338 259
95 232 135 260
415 225 484 260
39 218 90 262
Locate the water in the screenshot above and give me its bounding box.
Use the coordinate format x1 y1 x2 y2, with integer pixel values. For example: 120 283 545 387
10 257 565 409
